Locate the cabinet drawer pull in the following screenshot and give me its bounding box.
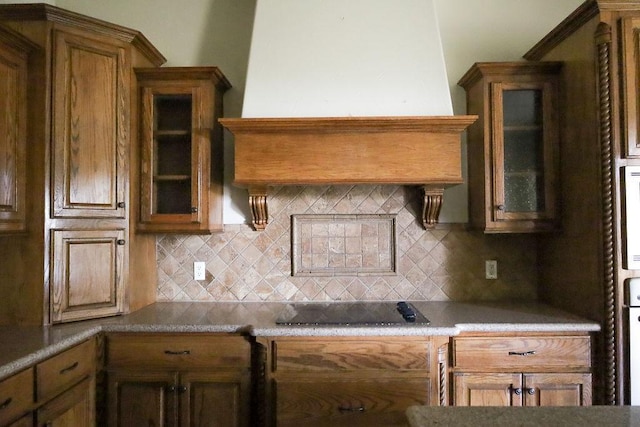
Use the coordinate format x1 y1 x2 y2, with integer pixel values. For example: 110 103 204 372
190 207 198 213
338 405 366 413
0 397 12 410
117 239 126 245
59 361 79 375
164 350 191 356
117 202 125 208
508 350 536 356
527 388 536 395
513 387 522 396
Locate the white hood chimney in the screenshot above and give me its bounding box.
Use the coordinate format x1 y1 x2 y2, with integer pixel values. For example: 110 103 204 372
241 0 453 118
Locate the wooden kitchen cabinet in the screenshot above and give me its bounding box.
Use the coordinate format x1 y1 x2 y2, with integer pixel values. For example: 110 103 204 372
35 337 97 426
105 333 252 427
0 25 35 234
261 336 448 426
135 67 230 234
458 62 561 233
36 377 95 427
0 368 34 426
451 333 592 406
0 4 165 325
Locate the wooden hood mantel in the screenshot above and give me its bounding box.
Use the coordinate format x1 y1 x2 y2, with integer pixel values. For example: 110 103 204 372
219 116 477 231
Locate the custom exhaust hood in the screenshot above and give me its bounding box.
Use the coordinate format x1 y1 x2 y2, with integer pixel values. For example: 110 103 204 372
220 0 476 231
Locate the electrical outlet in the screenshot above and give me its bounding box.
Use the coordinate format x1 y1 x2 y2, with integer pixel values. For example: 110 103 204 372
194 262 206 280
485 260 498 279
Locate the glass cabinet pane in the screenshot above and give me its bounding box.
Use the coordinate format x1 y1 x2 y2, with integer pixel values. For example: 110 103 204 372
502 89 545 213
152 94 193 215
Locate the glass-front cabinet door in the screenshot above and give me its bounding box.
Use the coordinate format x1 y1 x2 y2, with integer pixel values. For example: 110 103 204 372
136 67 230 234
458 61 561 233
492 81 557 224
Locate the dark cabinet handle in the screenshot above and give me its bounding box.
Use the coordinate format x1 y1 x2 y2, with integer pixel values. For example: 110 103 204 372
338 405 366 413
497 204 505 211
59 361 79 375
513 388 522 396
0 397 12 410
190 207 198 213
527 388 536 395
508 350 536 356
164 350 191 356
117 239 126 245
117 202 125 208
177 385 187 393
166 385 176 392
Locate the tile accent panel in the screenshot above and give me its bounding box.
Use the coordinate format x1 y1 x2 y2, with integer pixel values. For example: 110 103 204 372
291 214 397 277
156 185 538 302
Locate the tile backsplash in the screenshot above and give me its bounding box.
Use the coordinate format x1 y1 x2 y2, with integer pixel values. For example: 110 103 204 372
156 185 537 302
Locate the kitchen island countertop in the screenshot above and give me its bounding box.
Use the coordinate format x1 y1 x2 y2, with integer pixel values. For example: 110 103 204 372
406 406 640 426
0 300 600 381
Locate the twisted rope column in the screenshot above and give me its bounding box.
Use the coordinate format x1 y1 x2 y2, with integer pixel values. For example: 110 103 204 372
596 21 617 406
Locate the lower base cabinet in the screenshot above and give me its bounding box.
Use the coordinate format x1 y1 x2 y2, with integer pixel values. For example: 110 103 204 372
36 377 95 426
451 333 593 406
261 336 448 426
105 333 253 426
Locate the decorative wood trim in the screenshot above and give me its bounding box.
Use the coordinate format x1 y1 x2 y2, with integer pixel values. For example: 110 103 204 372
0 3 166 66
248 185 268 231
595 21 617 406
524 1 600 61
422 186 444 230
437 341 449 406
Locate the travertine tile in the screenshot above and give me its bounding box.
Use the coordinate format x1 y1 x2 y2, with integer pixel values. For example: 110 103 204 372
157 184 538 302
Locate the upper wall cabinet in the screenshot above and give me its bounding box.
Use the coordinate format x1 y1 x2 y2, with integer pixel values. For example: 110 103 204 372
0 25 36 233
458 62 562 233
136 67 230 234
52 29 128 219
0 3 165 325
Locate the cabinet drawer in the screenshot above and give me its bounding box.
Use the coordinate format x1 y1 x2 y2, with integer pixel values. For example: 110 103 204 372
106 334 251 369
453 335 591 370
36 338 96 402
0 369 33 426
273 338 430 372
276 378 429 424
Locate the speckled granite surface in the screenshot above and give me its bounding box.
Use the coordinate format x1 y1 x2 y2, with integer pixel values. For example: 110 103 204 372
0 301 600 381
406 406 640 426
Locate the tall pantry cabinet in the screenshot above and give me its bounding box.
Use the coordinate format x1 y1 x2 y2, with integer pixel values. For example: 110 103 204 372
0 4 165 324
523 0 640 404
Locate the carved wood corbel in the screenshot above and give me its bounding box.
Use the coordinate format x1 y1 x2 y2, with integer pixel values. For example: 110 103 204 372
421 185 444 229
248 185 268 231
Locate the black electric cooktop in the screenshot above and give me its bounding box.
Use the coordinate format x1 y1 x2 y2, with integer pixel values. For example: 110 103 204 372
275 301 430 326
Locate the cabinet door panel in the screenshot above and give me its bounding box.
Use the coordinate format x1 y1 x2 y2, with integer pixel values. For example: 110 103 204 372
37 376 95 427
523 373 592 406
181 371 250 427
453 373 522 406
107 371 177 427
52 30 127 218
51 229 124 322
0 32 28 232
276 378 430 423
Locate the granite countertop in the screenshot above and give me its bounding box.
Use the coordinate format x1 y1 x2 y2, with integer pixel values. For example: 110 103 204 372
0 301 600 381
406 406 640 426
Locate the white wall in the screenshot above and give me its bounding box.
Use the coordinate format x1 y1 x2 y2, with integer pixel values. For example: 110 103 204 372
242 0 452 118
1 0 585 224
